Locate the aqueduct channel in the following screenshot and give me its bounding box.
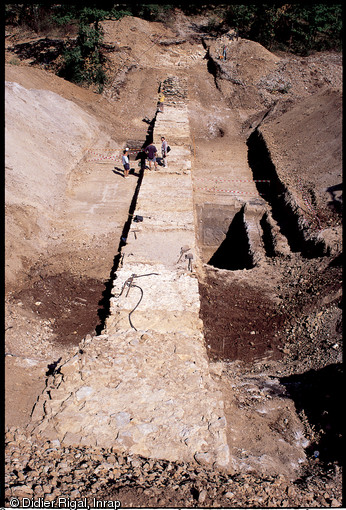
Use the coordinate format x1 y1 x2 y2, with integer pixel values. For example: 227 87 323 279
29 77 313 477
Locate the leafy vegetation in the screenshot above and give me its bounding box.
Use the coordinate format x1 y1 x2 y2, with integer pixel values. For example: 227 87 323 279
175 3 342 53
5 3 342 90
57 8 108 89
223 4 343 54
5 4 132 89
131 4 175 22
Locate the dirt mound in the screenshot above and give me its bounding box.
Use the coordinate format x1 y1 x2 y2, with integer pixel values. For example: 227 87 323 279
5 81 99 206
103 15 173 40
206 34 342 118
260 51 343 98
261 89 342 229
223 38 280 83
204 36 280 111
101 16 176 67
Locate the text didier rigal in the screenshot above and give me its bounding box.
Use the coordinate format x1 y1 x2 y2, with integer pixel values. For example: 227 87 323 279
21 497 121 508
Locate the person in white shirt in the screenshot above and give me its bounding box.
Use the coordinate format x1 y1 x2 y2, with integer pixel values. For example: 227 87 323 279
161 137 168 168
122 148 130 178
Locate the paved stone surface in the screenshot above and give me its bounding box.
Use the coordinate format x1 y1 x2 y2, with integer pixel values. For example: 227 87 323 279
29 78 233 471
31 330 230 469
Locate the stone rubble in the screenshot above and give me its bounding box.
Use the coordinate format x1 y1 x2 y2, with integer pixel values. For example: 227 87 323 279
5 428 342 507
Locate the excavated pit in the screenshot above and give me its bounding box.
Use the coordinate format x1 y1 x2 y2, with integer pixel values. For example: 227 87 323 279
208 206 255 270
197 125 333 364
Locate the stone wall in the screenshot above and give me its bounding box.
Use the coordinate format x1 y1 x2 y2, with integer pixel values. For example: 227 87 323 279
29 77 232 472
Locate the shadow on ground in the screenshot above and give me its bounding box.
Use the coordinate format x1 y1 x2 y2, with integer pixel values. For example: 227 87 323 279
281 363 343 464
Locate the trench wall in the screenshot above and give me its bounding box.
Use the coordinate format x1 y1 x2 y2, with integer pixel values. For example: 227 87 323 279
29 83 232 471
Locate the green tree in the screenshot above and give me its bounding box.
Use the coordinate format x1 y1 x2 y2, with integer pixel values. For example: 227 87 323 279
56 5 135 89
133 3 174 22
59 12 106 88
223 3 342 54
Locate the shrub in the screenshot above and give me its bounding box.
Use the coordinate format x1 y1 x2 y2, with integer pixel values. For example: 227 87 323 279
58 20 106 88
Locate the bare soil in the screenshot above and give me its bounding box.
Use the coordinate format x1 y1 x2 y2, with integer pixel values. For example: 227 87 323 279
5 10 343 507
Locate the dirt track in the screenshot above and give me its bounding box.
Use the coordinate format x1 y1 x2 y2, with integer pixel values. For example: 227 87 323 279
5 12 343 507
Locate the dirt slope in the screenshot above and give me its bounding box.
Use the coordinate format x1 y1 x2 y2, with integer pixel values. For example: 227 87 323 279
5 81 102 286
261 89 342 228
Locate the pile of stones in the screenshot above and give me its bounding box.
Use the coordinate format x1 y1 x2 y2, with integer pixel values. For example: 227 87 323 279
5 427 342 508
162 76 187 104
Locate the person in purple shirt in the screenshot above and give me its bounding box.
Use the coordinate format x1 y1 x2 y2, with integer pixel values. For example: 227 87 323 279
145 142 158 170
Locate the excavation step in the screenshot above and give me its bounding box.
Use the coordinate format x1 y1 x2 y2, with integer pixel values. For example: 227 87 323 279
243 203 268 266
261 209 292 257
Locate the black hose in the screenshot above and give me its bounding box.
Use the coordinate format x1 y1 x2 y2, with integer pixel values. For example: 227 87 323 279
128 284 144 331
133 272 159 278
113 273 159 331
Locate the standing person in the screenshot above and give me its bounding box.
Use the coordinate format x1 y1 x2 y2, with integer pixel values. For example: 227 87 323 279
145 141 158 170
157 91 165 113
161 136 168 168
122 148 130 178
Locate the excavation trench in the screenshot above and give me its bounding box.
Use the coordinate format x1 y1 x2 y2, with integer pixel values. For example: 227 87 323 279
96 114 158 334
197 125 331 363
247 129 327 258
197 201 287 363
